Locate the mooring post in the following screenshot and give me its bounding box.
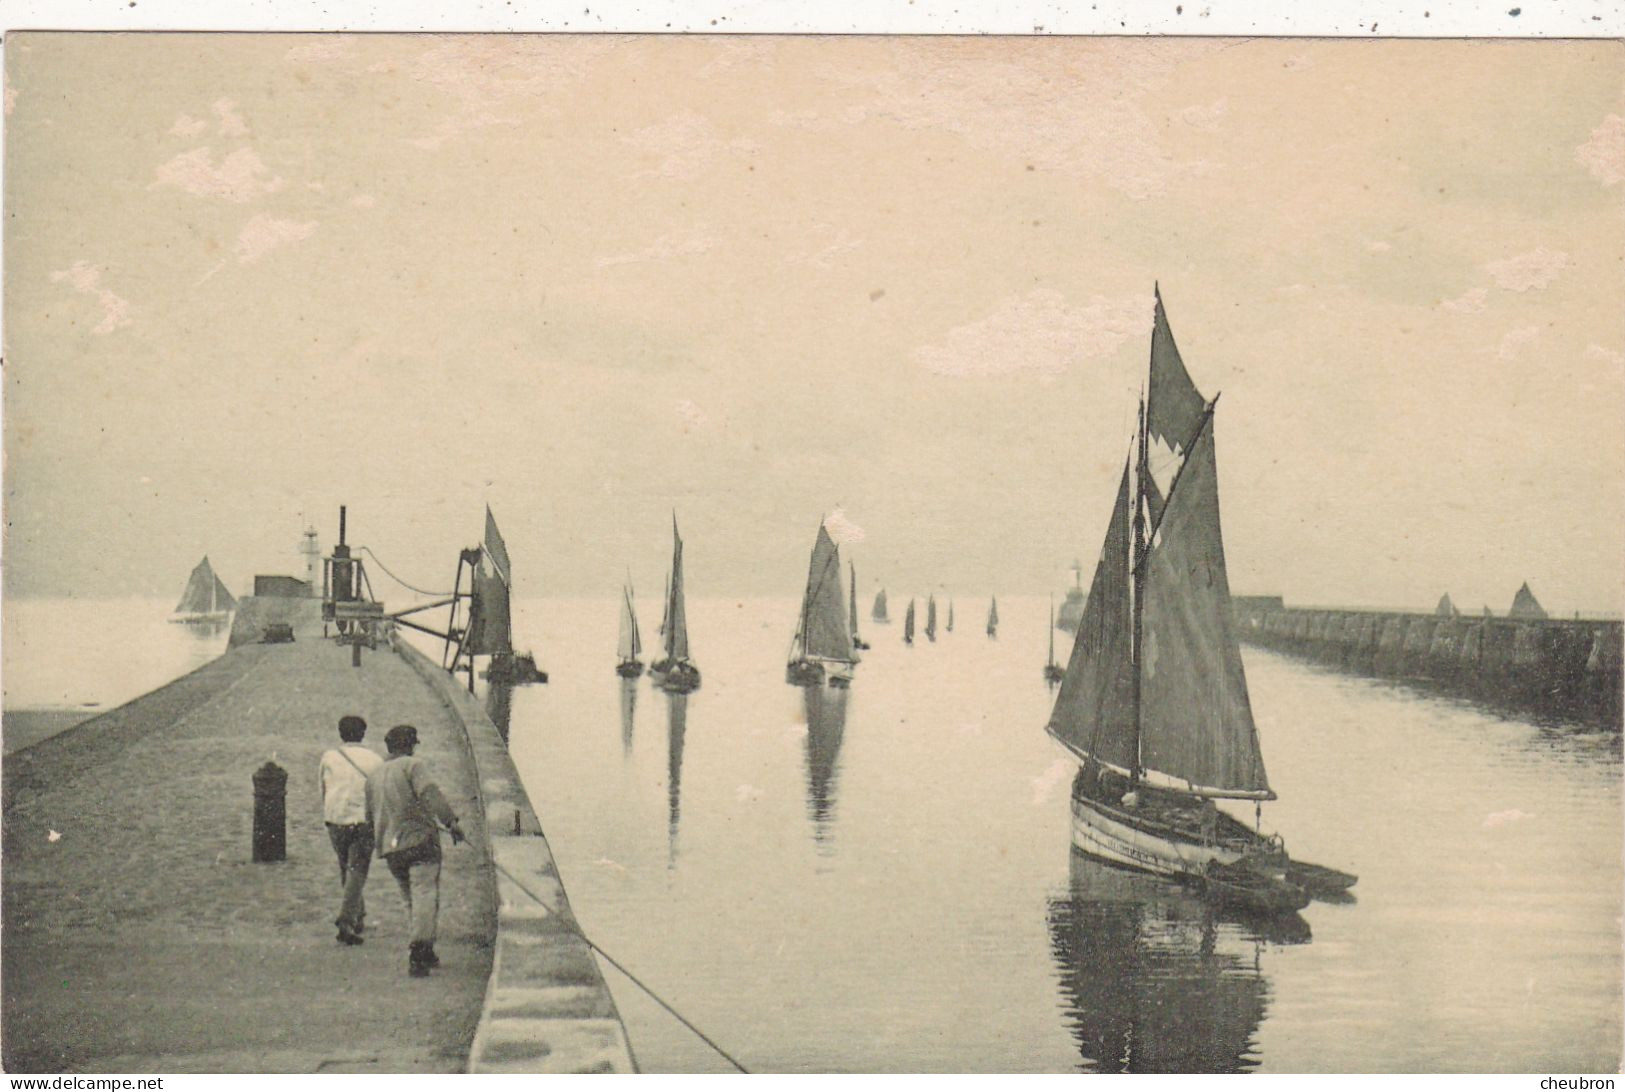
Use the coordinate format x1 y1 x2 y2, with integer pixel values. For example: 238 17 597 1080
352 638 362 668
251 761 288 862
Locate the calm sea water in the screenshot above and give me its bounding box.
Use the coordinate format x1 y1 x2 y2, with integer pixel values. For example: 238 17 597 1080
2 597 229 713
6 595 1619 1072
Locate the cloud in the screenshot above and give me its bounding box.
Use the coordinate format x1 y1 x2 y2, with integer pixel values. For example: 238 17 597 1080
49 261 132 334
785 225 864 269
1483 808 1533 828
212 98 249 138
1440 286 1488 314
234 215 318 264
350 194 376 209
404 37 617 150
1485 248 1571 292
285 37 359 65
596 227 718 268
1179 98 1228 130
674 399 708 429
1575 113 1625 187
152 146 285 203
1495 326 1540 361
803 40 1223 200
624 111 758 181
168 114 208 138
1584 344 1624 366
822 508 866 544
1366 240 1392 253
916 289 1151 378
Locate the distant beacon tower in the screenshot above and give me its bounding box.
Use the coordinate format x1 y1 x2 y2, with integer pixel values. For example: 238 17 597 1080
300 525 321 596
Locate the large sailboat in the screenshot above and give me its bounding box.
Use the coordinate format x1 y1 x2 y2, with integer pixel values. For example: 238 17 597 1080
787 525 857 688
1045 288 1352 914
616 578 645 678
652 516 701 693
872 589 890 624
170 556 236 624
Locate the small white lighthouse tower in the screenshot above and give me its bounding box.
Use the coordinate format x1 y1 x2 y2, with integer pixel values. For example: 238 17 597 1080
300 525 321 596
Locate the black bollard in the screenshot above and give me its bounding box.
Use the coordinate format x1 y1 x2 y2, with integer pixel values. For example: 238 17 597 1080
352 639 362 668
252 761 288 862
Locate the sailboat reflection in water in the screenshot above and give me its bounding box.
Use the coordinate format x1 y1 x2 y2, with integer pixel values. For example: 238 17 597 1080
1048 851 1307 1073
665 692 688 868
618 678 638 756
801 685 849 851
484 681 514 745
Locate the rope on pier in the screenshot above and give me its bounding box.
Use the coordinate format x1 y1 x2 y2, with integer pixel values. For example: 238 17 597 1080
358 546 455 597
490 858 751 1074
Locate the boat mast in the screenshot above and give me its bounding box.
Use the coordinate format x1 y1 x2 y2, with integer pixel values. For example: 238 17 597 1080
1131 390 1149 786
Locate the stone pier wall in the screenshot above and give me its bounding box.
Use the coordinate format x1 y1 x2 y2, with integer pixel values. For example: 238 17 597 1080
396 642 637 1073
1233 603 1623 729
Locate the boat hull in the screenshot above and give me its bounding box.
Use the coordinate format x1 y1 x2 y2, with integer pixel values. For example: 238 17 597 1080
660 661 701 693
1068 794 1249 879
616 659 645 679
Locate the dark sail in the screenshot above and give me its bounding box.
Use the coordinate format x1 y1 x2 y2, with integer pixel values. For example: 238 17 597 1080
872 589 889 622
666 518 691 661
1140 422 1271 798
926 596 938 640
1047 462 1137 772
174 557 226 614
1146 287 1207 455
619 584 642 660
467 508 513 655
798 526 852 661
904 600 916 642
1508 582 1547 620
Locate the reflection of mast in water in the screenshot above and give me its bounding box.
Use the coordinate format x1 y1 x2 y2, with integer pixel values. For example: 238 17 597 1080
801 684 849 849
1047 851 1301 1073
485 682 515 745
618 678 638 755
665 692 688 868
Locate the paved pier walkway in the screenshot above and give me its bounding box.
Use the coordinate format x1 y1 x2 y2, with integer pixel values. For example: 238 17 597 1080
2 617 497 1072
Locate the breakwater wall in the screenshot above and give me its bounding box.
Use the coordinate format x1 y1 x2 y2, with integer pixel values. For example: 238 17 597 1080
397 642 637 1073
1232 602 1623 729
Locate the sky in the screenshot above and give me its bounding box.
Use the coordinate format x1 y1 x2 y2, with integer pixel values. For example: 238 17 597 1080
3 34 1622 615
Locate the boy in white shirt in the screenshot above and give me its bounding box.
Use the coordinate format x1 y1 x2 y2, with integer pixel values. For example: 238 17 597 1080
318 714 384 945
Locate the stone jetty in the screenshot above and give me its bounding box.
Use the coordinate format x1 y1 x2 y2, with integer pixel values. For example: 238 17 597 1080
1232 597 1623 729
1 597 633 1073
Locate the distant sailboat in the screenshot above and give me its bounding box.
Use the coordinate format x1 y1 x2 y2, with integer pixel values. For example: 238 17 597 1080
1045 286 1352 914
616 578 645 678
947 599 955 633
653 515 701 693
925 594 938 642
872 588 890 623
1044 595 1065 684
849 561 870 651
987 597 1000 639
904 599 916 645
787 524 857 688
170 556 236 624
